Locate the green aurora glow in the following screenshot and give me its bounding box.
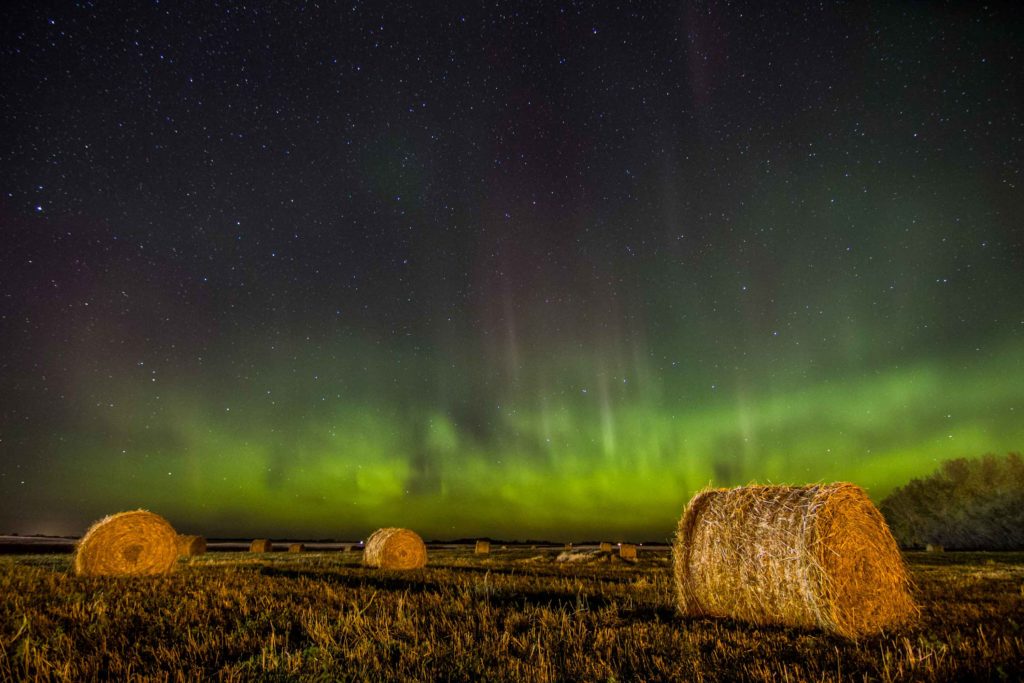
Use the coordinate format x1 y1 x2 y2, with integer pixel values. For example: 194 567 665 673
9 334 1023 540
2 3 1022 540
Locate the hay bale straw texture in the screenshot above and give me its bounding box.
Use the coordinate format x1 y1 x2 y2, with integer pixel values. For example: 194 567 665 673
673 483 916 639
250 539 274 553
599 541 613 553
363 528 427 569
475 540 490 554
288 543 305 553
176 534 207 557
619 543 638 560
74 510 179 577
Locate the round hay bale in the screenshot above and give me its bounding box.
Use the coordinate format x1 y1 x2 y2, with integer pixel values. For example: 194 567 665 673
475 539 490 555
176 534 207 557
363 527 427 569
673 483 917 639
250 539 274 553
288 543 305 553
618 543 638 560
74 510 179 577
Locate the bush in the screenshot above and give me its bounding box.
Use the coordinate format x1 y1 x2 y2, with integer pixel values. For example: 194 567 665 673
880 453 1024 550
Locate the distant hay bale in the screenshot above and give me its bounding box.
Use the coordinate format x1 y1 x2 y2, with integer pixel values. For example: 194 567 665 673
176 534 206 557
556 551 596 563
363 528 427 569
475 540 490 555
564 542 573 551
74 510 178 577
288 543 305 553
619 543 638 560
925 544 944 553
673 483 917 638
250 539 274 553
599 541 613 553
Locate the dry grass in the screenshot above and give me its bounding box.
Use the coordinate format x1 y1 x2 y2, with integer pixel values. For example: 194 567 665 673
363 528 427 569
176 535 206 557
674 483 917 638
250 539 274 553
73 510 178 577
0 548 1020 681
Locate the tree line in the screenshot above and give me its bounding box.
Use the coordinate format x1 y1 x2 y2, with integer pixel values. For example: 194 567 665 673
879 452 1024 550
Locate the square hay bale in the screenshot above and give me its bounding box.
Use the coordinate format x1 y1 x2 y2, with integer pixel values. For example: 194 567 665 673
288 543 305 553
599 541 613 553
475 540 490 554
619 543 638 560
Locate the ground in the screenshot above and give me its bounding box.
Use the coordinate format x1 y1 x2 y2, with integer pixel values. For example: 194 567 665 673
0 547 1021 681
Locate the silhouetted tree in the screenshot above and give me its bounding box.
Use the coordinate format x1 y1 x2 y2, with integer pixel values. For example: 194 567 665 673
880 453 1024 550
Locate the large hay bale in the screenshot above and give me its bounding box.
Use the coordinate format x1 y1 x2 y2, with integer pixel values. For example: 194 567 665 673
250 539 274 553
363 528 427 569
176 534 207 557
74 510 178 577
475 540 490 555
673 483 917 638
599 541 613 553
619 543 638 560
288 543 305 553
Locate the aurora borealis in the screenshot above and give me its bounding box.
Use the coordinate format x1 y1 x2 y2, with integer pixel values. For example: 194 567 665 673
2 3 1022 541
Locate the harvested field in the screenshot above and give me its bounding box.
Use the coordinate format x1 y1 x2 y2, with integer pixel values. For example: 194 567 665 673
0 547 1020 681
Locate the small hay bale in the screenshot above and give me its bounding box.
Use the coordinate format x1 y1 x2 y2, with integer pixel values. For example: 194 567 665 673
564 542 573 551
673 483 917 638
74 510 178 577
250 539 274 553
176 534 207 557
556 551 595 563
475 539 490 554
288 543 305 553
619 543 638 560
599 541 613 553
925 544 944 553
363 527 427 569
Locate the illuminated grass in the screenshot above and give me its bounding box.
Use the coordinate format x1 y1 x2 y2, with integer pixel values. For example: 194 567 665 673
0 549 1021 681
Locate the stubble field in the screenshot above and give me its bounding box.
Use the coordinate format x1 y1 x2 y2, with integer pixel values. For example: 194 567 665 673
0 547 1022 681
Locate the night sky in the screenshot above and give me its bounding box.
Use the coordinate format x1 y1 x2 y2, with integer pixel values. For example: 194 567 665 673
2 2 1022 541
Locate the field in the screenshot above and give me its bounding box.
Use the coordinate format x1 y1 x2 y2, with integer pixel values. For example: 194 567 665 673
0 546 1022 682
